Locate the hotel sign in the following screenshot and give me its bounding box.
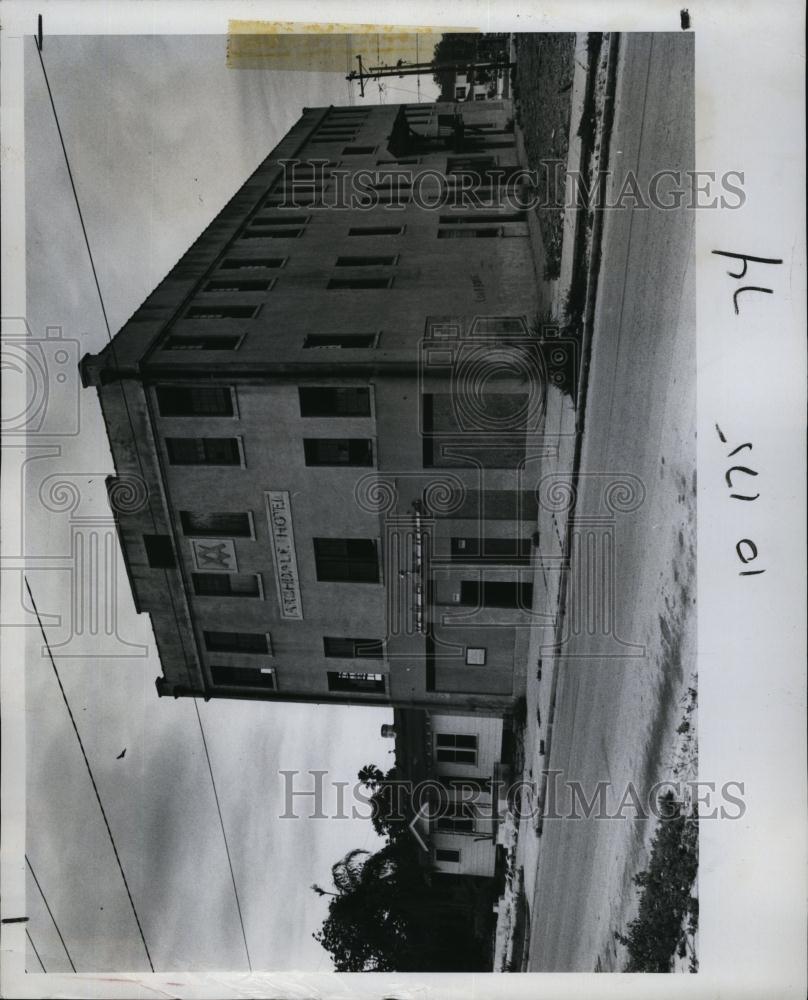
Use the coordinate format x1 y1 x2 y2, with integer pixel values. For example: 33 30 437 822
265 491 303 620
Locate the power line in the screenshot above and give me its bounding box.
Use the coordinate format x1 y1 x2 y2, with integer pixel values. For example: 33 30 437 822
32 33 202 684
33 35 150 491
24 579 155 972
192 700 253 971
33 36 114 346
25 856 76 972
26 929 47 973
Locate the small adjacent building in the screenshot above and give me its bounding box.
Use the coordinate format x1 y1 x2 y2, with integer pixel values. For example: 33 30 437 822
81 99 563 716
389 708 511 879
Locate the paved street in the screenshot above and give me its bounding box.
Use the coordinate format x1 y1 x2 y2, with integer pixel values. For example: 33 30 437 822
526 33 697 971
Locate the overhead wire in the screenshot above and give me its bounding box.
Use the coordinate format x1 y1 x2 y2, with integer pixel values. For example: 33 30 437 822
24 580 155 972
192 700 253 971
26 929 47 973
25 855 77 972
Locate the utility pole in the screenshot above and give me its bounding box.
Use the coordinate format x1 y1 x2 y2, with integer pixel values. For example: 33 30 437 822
347 56 514 99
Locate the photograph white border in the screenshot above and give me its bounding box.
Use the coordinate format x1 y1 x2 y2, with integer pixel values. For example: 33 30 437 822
1 1 805 997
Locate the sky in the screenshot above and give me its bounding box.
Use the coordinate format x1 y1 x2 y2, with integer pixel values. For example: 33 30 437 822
21 34 438 974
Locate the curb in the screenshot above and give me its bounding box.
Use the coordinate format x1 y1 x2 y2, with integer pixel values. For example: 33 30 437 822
533 31 622 840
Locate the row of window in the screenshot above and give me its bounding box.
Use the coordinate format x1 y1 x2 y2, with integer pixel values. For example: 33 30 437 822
304 139 515 155
156 385 371 420
190 566 534 606
163 333 380 351
204 630 382 658
199 255 402 273
166 435 376 467
188 538 379 587
181 511 529 562
163 436 539 476
156 384 535 429
202 628 488 670
207 665 382 694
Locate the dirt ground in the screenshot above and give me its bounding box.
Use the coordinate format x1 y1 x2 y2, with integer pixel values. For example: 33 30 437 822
513 33 577 278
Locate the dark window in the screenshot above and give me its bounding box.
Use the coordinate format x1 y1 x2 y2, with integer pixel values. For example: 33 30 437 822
163 335 242 351
342 145 376 154
335 256 397 267
185 305 259 320
265 194 321 206
323 637 384 658
281 177 327 186
251 215 310 225
242 228 303 239
204 278 273 292
280 182 326 194
436 733 477 764
326 278 393 290
211 665 275 689
422 392 527 468
303 334 377 349
439 212 525 224
156 386 233 417
450 537 532 564
313 538 379 583
348 226 404 236
165 437 241 465
473 317 528 334
180 511 252 537
192 573 260 597
435 849 461 863
437 816 474 832
204 631 270 654
299 387 370 417
291 160 336 173
327 671 385 693
220 257 286 269
458 580 534 609
143 534 175 569
303 438 374 466
438 228 501 239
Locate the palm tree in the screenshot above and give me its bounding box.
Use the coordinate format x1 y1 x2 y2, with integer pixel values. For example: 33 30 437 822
357 764 385 790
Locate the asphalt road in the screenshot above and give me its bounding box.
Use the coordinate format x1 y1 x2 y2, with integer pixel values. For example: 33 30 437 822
527 33 697 971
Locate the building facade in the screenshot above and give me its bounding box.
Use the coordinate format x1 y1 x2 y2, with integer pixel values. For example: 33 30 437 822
389 709 510 879
81 99 565 715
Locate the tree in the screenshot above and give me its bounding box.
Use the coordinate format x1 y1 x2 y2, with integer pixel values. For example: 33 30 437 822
356 762 408 840
432 33 509 90
357 763 384 789
312 841 487 972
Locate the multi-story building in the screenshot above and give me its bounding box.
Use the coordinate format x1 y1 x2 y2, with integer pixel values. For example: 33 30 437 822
81 99 570 716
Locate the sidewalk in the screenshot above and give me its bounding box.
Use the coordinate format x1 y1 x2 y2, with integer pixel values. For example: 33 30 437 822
508 31 622 946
